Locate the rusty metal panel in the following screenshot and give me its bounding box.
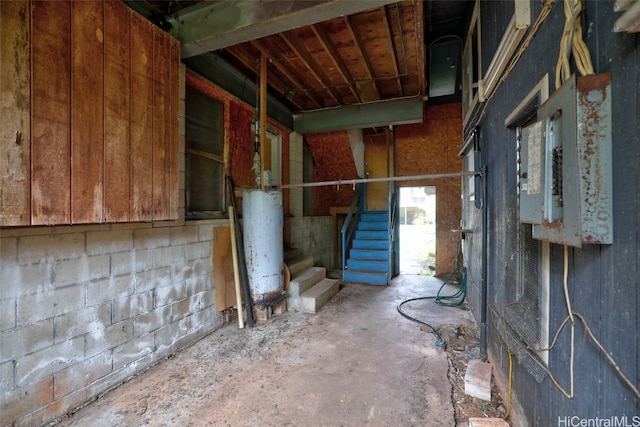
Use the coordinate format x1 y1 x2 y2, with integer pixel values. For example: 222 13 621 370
533 73 613 246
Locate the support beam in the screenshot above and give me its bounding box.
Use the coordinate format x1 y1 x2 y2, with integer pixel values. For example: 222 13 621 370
183 53 294 129
169 0 395 58
259 52 267 192
293 97 424 135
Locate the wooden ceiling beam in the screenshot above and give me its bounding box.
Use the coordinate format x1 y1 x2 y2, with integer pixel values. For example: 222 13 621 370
380 6 403 96
279 32 343 106
414 0 426 99
250 39 324 109
311 23 361 103
343 15 381 102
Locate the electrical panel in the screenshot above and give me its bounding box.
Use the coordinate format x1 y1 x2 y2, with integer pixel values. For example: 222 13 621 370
518 73 613 247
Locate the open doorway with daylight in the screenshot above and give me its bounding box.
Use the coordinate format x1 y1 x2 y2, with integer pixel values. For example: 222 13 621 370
399 186 436 274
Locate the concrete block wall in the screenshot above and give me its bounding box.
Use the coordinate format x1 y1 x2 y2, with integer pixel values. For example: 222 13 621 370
289 216 335 270
0 221 225 426
287 133 335 270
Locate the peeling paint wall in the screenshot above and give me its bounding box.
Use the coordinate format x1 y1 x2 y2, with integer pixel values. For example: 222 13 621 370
395 103 463 276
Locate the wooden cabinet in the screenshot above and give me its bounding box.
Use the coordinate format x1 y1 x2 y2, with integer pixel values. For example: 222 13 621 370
0 0 180 226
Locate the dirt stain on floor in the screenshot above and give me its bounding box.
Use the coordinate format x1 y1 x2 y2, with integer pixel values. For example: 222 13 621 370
56 275 501 427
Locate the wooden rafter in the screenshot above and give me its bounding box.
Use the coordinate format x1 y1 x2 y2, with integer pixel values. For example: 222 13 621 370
414 0 425 98
343 15 380 101
250 39 324 109
381 6 403 96
311 23 361 103
279 31 343 106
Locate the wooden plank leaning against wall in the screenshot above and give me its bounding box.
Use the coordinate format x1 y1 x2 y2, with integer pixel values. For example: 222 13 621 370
0 0 180 227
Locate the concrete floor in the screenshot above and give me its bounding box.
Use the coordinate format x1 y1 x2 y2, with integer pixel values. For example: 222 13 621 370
57 274 476 427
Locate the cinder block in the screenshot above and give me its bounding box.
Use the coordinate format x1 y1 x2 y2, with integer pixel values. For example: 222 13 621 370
15 337 84 387
1 263 52 298
133 306 171 337
155 281 187 308
170 225 199 246
112 334 154 371
53 353 112 400
86 319 134 358
85 229 133 255
86 275 134 307
198 224 214 242
253 305 270 323
0 319 53 363
18 233 85 264
0 376 54 427
0 237 17 262
0 360 14 392
54 304 111 343
0 299 16 332
111 249 153 276
133 228 170 249
17 285 85 326
112 291 154 323
185 241 211 262
272 299 287 315
153 245 185 269
54 254 110 287
133 267 171 293
465 359 492 401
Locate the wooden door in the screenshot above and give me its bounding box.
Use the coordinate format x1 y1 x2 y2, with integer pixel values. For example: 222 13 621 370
365 134 390 211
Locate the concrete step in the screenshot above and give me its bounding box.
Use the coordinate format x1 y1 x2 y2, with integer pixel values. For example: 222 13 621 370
286 266 326 311
287 256 314 278
343 269 388 286
284 248 301 263
301 278 341 313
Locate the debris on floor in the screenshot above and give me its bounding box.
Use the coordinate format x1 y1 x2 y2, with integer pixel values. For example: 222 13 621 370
438 322 509 426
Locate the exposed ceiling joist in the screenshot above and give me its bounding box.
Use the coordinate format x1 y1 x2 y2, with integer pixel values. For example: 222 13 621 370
311 23 362 103
170 0 396 58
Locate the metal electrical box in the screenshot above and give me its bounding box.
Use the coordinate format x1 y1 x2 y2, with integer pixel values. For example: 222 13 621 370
518 73 613 247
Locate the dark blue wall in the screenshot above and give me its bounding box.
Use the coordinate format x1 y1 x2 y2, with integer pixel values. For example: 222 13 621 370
463 1 639 424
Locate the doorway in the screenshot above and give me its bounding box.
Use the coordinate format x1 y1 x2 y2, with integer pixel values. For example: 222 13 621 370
364 132 391 212
399 186 436 274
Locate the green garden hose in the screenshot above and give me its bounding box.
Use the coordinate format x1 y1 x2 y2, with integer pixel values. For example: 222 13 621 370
397 264 467 348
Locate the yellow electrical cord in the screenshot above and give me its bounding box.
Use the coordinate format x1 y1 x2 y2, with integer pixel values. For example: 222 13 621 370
555 0 595 89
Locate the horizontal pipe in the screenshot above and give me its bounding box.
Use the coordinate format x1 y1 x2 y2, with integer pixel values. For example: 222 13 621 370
279 171 480 189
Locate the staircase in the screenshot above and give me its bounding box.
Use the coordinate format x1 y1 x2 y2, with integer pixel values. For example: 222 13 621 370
343 211 390 286
285 249 341 313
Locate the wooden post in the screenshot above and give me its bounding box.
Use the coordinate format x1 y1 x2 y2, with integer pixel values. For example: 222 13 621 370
228 206 244 328
259 51 268 191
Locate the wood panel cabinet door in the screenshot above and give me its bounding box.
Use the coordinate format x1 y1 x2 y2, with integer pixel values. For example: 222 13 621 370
1 0 180 226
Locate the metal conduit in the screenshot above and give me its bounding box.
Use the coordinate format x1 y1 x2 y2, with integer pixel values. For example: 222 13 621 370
279 171 480 189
